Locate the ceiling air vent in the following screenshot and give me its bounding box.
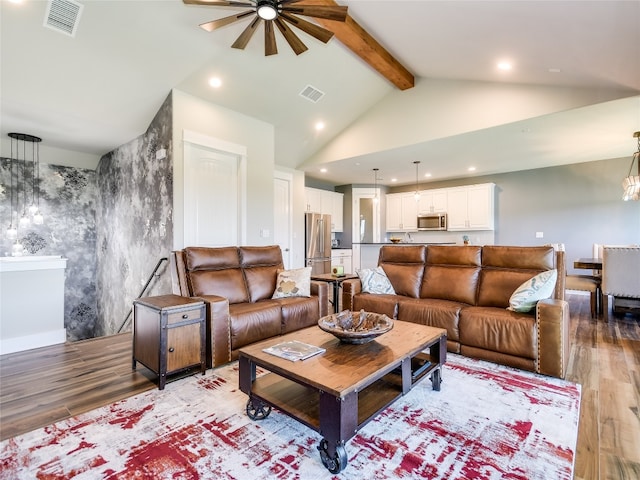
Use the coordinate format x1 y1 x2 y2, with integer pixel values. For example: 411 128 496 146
299 85 325 103
44 0 84 37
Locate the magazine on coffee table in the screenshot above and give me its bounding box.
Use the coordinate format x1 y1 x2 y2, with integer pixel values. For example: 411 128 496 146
263 340 326 362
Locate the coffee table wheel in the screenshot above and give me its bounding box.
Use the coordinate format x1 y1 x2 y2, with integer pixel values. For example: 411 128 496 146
246 398 271 420
318 439 348 473
430 367 442 391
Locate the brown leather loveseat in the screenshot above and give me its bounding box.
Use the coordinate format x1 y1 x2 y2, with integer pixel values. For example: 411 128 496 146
171 245 329 367
342 245 570 378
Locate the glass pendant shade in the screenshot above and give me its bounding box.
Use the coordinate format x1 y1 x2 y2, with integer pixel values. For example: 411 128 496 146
33 211 44 225
19 213 30 228
12 241 24 256
7 225 17 240
413 161 421 201
622 131 640 201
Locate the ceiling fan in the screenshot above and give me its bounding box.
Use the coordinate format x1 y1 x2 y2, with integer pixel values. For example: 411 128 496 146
184 0 348 56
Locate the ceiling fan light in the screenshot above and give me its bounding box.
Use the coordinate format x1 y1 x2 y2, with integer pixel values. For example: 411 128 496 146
257 0 277 20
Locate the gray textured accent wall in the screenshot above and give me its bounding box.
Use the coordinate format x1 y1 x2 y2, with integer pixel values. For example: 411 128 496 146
95 93 174 336
0 160 98 341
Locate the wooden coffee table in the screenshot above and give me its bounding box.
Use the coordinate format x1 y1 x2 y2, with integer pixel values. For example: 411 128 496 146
238 321 447 473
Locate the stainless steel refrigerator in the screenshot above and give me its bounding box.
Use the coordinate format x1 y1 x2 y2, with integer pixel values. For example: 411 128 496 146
305 212 332 274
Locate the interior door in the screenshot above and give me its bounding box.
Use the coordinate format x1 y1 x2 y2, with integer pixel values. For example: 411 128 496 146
184 143 239 247
273 172 292 269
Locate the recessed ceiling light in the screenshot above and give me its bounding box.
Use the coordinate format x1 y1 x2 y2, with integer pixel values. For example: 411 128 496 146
315 121 325 131
497 61 513 71
391 178 397 182
320 168 327 173
208 77 222 88
468 166 476 172
548 68 562 73
424 173 432 178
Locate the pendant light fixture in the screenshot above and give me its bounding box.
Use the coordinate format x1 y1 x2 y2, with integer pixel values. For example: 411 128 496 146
373 168 379 203
6 133 44 255
622 131 640 201
413 161 421 201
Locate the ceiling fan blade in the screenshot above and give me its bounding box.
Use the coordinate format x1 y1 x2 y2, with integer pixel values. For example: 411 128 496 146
274 18 308 55
281 5 348 22
265 20 278 56
280 12 333 43
199 10 254 32
231 16 261 49
184 0 255 7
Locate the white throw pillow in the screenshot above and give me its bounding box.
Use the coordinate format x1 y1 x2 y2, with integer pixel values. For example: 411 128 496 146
508 269 558 312
357 266 396 295
272 267 312 298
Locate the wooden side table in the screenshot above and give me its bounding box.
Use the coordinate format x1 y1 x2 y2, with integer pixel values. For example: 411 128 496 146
133 294 206 390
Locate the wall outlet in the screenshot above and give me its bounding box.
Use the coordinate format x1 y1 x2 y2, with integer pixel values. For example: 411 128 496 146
536 231 544 238
261 229 270 238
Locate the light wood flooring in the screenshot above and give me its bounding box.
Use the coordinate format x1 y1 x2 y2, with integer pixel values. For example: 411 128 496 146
1 293 639 479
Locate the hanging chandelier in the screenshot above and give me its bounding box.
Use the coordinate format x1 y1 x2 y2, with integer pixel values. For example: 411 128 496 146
6 133 44 256
413 161 421 201
373 168 379 203
622 131 640 201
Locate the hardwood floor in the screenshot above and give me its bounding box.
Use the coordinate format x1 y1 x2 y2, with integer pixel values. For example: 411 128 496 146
1 293 639 479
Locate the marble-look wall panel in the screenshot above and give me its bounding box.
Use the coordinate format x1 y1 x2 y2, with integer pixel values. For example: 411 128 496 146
0 160 98 341
95 93 173 336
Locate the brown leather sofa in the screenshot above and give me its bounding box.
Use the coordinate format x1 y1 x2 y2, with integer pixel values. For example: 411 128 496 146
342 245 570 378
171 245 329 367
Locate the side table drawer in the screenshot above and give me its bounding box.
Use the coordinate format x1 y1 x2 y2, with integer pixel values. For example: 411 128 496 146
167 308 202 325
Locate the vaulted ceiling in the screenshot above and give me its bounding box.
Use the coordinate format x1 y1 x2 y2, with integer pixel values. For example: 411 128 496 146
1 0 639 186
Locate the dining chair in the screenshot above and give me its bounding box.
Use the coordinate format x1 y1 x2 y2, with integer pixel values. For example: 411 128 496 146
602 246 640 320
549 243 601 318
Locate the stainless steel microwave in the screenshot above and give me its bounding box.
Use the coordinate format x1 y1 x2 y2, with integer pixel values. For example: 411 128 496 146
417 213 447 231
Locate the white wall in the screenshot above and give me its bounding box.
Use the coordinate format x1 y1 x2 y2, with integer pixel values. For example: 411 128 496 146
171 89 275 248
305 78 635 166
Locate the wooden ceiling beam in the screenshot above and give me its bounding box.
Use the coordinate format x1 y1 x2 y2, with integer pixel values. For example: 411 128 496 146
296 0 415 90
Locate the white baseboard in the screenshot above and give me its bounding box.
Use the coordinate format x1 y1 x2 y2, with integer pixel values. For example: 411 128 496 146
0 329 67 355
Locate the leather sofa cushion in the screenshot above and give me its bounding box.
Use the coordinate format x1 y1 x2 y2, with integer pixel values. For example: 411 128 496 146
379 245 426 298
280 297 320 334
459 307 536 359
427 245 481 266
353 293 398 319
421 266 480 305
229 301 282 350
477 269 543 308
185 246 240 271
482 246 554 270
397 298 462 342
244 265 280 302
382 263 423 298
239 246 283 266
189 269 249 304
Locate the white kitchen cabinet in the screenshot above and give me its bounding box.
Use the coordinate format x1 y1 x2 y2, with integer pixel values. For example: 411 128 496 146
418 188 447 214
331 249 352 274
304 188 344 232
386 192 418 231
447 183 495 231
304 187 322 213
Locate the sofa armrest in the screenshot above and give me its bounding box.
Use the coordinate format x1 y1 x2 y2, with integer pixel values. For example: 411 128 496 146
341 279 362 312
536 298 570 379
199 294 231 368
311 281 330 317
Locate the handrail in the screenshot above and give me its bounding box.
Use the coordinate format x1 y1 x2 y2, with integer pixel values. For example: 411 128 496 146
117 257 168 333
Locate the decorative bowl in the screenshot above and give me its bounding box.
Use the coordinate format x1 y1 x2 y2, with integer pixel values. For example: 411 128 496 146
390 238 402 243
318 310 394 344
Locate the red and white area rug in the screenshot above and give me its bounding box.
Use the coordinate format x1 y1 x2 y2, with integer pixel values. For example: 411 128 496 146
0 354 580 479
